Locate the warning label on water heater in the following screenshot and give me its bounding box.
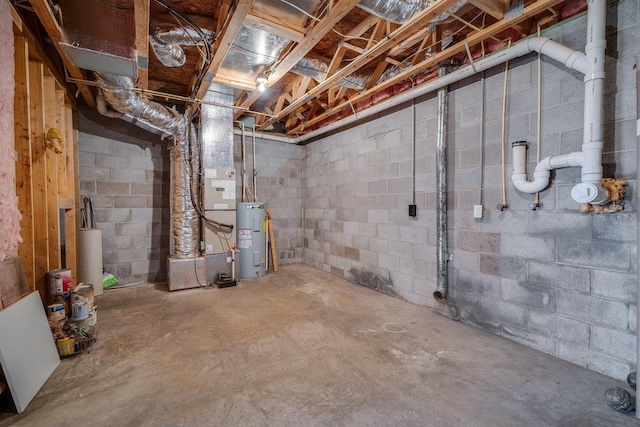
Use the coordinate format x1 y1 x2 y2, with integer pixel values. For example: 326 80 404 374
238 228 252 248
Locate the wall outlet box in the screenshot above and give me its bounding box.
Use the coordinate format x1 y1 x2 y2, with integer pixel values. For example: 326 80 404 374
408 204 417 217
473 204 483 219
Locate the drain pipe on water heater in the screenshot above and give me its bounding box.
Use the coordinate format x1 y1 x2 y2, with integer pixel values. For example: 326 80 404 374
433 66 450 301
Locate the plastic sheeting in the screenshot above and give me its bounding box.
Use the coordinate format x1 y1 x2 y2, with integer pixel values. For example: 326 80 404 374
0 0 21 262
150 27 212 68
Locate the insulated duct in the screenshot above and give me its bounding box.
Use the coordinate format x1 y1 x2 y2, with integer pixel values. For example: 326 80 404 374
170 128 200 258
95 72 200 257
291 57 368 90
150 27 212 67
358 0 431 24
291 58 328 82
434 67 449 301
358 0 467 24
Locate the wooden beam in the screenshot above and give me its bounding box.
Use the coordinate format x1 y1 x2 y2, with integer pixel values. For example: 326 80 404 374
44 76 61 271
266 0 361 84
27 0 62 37
233 90 262 120
469 0 506 20
212 70 259 91
245 14 304 42
14 36 35 291
366 58 390 90
28 61 49 300
67 101 80 285
259 0 461 130
134 0 150 90
197 0 255 98
289 0 565 134
29 0 96 108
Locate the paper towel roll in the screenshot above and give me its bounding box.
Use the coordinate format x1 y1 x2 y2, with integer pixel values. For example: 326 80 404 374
78 228 103 296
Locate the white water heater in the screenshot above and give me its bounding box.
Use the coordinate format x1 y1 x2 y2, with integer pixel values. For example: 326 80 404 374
236 202 267 278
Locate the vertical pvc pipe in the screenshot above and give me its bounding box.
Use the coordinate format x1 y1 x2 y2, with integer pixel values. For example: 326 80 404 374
581 0 606 185
433 67 449 301
635 56 640 420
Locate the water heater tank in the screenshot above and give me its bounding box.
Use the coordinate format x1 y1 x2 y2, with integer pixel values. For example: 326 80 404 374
236 202 267 278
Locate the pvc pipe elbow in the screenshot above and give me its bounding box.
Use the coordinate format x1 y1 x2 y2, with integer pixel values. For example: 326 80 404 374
512 170 550 194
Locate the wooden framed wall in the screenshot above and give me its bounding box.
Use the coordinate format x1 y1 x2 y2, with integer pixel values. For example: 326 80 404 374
12 11 79 304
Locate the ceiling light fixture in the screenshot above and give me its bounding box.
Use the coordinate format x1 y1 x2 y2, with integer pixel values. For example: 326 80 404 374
256 72 268 92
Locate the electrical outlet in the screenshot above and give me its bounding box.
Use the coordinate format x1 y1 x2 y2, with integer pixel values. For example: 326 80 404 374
408 204 417 217
473 204 483 219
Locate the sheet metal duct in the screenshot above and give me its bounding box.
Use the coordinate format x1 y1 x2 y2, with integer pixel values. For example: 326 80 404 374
221 26 290 80
150 27 213 68
201 85 235 170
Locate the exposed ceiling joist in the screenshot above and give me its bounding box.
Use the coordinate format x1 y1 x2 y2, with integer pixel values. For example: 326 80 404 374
196 0 255 98
265 0 361 85
28 0 96 108
259 0 462 130
289 0 565 134
468 0 507 20
134 0 150 90
244 13 304 42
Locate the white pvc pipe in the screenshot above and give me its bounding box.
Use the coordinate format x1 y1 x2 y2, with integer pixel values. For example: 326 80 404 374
242 35 591 145
511 0 608 205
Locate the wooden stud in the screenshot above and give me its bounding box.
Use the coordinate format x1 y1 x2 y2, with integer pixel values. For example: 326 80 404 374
28 61 49 301
55 89 68 197
14 36 35 291
134 0 150 90
44 76 61 271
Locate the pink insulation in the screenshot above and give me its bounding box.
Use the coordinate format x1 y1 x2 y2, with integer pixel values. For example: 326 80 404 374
0 1 21 262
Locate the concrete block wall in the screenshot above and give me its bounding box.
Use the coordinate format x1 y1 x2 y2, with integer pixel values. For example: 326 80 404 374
78 110 170 285
234 135 303 264
303 1 638 380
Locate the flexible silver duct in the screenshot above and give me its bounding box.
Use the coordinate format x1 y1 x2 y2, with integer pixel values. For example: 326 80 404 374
338 74 369 90
291 58 328 82
169 128 200 258
150 27 212 67
95 71 200 258
359 0 467 24
434 67 449 301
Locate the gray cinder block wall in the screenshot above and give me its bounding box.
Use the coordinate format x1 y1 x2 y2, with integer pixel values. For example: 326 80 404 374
78 110 170 284
303 1 638 380
233 135 304 264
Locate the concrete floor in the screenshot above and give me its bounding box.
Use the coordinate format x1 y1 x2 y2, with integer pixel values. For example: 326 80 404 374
1 264 636 426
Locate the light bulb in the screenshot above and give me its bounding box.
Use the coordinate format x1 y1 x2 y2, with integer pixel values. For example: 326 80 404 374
258 81 266 92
